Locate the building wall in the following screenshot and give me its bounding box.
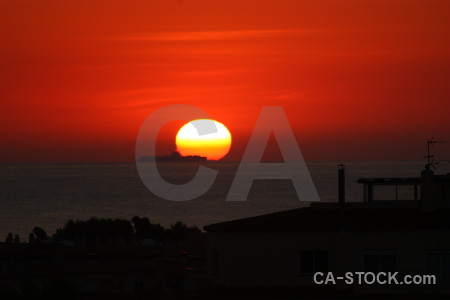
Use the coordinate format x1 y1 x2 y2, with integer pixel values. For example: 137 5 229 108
207 231 450 291
208 232 333 286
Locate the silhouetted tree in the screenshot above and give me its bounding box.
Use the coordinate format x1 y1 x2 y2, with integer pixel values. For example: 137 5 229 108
52 217 133 244
132 216 165 240
29 233 36 244
14 234 20 243
5 232 13 243
166 221 201 240
33 227 48 241
49 217 200 247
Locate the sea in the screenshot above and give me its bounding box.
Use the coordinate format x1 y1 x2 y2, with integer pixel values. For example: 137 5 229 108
1 160 449 240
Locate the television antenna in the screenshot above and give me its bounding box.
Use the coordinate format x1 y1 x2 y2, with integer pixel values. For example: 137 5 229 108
425 137 445 169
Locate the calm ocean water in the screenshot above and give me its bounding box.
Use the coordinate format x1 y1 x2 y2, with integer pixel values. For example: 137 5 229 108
1 161 448 240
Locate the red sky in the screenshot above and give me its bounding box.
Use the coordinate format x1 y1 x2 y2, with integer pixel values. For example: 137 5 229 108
1 0 449 163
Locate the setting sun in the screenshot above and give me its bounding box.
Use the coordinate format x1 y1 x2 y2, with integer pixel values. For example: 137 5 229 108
176 119 232 160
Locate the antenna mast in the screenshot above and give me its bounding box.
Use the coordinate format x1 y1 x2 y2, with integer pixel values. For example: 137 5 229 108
425 137 445 167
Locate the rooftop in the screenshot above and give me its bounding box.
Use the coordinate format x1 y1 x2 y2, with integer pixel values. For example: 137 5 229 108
204 201 450 233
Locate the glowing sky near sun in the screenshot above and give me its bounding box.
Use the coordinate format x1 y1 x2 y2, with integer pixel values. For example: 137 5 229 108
1 0 449 163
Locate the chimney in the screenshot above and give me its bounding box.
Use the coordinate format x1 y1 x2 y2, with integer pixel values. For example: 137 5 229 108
337 164 345 230
338 164 345 209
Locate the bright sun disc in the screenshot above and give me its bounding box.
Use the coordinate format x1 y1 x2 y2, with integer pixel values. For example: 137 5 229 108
176 119 232 160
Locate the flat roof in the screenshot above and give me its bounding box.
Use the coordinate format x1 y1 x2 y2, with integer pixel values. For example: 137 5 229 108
357 178 421 185
204 203 450 233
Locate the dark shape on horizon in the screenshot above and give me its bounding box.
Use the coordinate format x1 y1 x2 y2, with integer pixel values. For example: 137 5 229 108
139 150 207 162
33 226 48 241
53 217 134 248
28 232 36 244
5 232 13 243
168 221 201 241
131 216 165 240
50 217 201 248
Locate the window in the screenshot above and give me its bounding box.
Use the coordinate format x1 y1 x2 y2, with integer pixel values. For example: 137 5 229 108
427 251 450 283
300 250 328 273
363 252 396 272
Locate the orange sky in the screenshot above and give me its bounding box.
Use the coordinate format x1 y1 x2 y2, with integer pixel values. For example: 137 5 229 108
1 0 449 163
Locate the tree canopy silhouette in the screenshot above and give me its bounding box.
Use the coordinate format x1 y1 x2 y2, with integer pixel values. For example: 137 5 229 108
51 217 200 242
33 227 48 241
52 217 133 241
131 216 165 239
167 221 201 240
